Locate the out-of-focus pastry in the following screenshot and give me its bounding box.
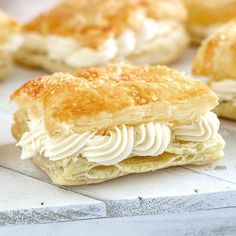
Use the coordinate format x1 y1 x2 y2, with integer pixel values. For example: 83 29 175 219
184 0 236 44
11 64 224 185
15 0 189 72
0 11 20 80
193 21 236 120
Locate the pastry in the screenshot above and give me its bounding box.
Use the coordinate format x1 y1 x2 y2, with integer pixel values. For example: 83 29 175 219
12 65 225 185
184 0 236 44
15 0 189 73
0 11 20 80
193 21 236 120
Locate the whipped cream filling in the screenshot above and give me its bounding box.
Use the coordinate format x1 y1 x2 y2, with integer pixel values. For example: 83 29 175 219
190 23 221 38
0 35 22 51
173 112 220 142
210 80 236 107
21 19 179 67
17 112 220 165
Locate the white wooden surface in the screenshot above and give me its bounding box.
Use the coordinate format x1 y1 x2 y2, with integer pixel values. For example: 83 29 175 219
0 168 106 225
2 208 236 236
1 0 236 232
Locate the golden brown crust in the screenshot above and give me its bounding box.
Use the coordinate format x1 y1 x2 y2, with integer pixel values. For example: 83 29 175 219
184 0 236 26
22 0 186 48
13 111 224 186
11 65 218 136
214 102 236 121
0 11 20 80
184 0 236 43
192 21 236 81
0 10 20 45
0 50 12 80
12 109 29 140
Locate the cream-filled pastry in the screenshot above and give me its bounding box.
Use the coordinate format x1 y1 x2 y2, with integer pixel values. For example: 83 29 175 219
183 0 236 44
0 11 20 80
12 65 224 185
15 0 189 72
193 21 236 120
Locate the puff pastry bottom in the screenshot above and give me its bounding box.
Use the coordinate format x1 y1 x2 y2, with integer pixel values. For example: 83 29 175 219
0 50 12 80
13 110 224 186
31 136 223 186
214 102 236 121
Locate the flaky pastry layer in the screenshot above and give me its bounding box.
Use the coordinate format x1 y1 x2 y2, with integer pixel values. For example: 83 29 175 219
214 102 236 121
184 0 236 25
13 107 224 186
192 21 236 81
184 0 236 43
0 50 12 80
22 0 186 48
0 10 19 45
11 65 218 136
0 11 20 80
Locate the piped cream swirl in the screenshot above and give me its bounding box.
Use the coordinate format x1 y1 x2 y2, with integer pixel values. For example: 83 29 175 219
133 123 171 156
17 121 171 165
17 127 46 160
173 112 220 142
210 80 236 107
44 132 95 161
16 112 220 165
82 125 134 165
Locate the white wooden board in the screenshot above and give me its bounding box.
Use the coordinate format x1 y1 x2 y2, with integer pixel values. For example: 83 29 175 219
2 208 236 236
0 168 106 226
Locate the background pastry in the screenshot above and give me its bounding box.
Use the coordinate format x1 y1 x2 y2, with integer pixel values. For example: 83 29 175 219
11 65 224 186
193 21 236 121
0 10 20 80
15 0 189 73
183 0 236 44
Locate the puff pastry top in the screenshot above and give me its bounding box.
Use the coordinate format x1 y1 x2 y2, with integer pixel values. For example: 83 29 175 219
0 10 19 45
12 65 218 136
192 21 236 81
184 0 236 25
22 0 186 48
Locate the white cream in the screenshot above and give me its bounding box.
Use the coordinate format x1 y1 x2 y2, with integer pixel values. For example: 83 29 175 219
65 38 118 67
46 36 78 60
173 112 220 142
132 123 171 156
21 19 179 67
17 112 220 165
82 125 135 165
190 24 221 39
43 132 96 161
210 80 236 106
17 120 46 160
0 35 22 51
116 30 136 56
134 19 173 54
17 121 171 165
22 33 46 52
